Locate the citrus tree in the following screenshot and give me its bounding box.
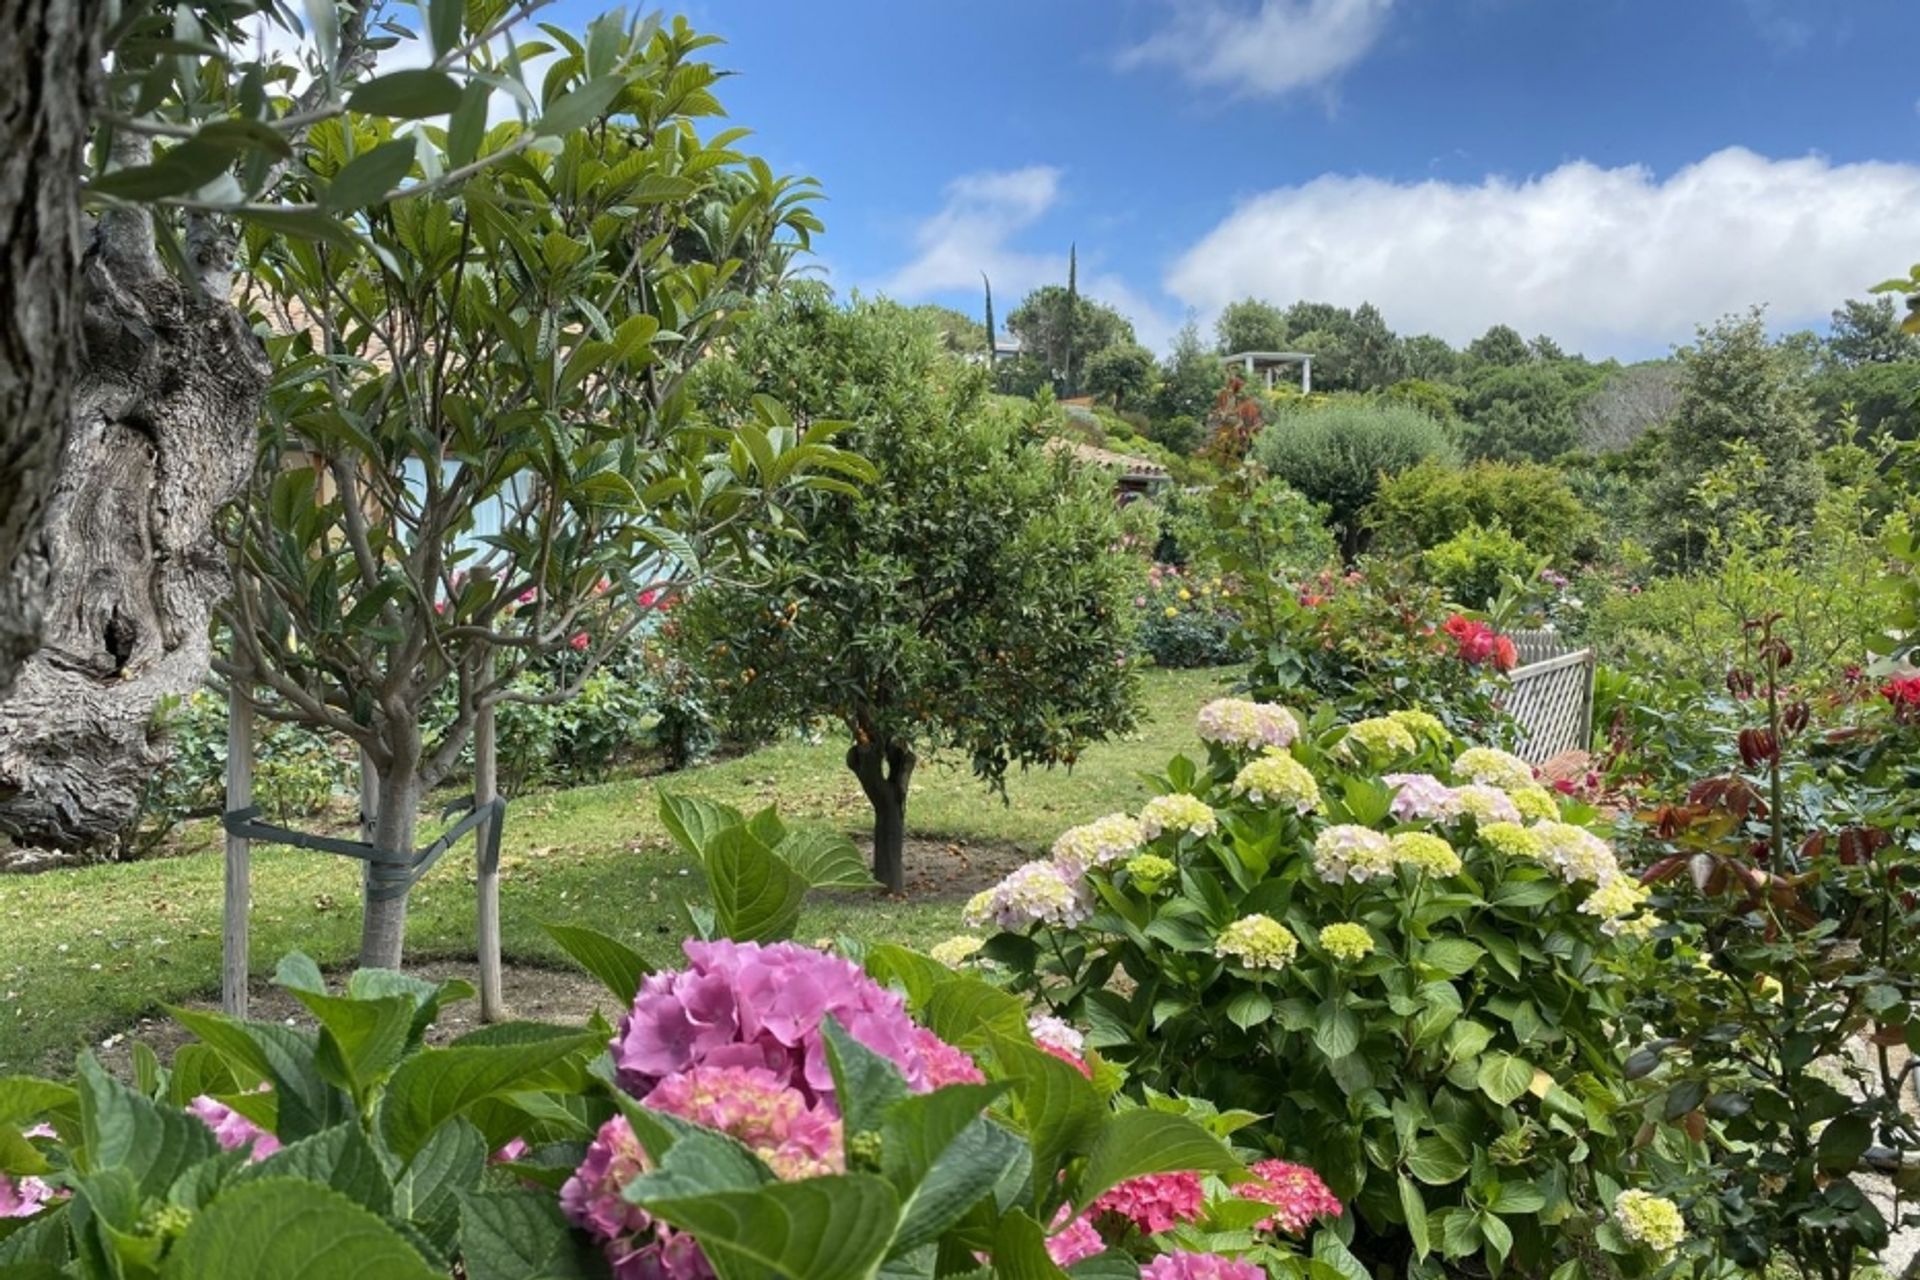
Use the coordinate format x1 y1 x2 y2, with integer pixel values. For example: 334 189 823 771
223 15 869 968
679 291 1143 893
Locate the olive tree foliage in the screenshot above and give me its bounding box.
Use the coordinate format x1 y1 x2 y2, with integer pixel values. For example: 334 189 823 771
680 292 1143 893
1578 360 1682 453
225 16 869 968
0 0 590 850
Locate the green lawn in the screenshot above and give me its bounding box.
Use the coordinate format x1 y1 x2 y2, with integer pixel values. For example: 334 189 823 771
0 666 1233 1071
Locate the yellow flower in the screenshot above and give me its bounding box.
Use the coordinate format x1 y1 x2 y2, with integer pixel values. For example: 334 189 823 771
1216 914 1299 970
1480 821 1544 860
1177 588 1192 601
1614 1190 1686 1255
1231 750 1322 814
929 935 986 966
1318 922 1375 964
1391 831 1463 877
1125 853 1177 893
1164 606 1179 618
1387 708 1448 744
1337 716 1419 764
1510 785 1560 822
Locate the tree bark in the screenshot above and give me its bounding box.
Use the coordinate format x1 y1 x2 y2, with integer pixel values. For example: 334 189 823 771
848 738 915 895
0 256 268 849
359 759 422 970
0 0 97 697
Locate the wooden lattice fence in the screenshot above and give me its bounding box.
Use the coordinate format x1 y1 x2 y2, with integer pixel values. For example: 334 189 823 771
1502 628 1595 763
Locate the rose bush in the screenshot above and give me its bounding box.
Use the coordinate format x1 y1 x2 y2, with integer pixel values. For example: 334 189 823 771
972 697 1686 1277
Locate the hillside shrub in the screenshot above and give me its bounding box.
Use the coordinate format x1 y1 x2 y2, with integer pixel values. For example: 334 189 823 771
1366 459 1595 564
1251 400 1459 555
973 701 1686 1276
1422 523 1540 609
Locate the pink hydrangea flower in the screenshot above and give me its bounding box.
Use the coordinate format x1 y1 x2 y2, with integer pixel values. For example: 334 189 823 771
187 1095 281 1161
644 1066 843 1180
612 940 959 1108
1027 1013 1085 1058
1094 1171 1206 1234
1237 1159 1343 1234
570 632 591 652
912 1026 986 1087
1141 1251 1264 1280
0 1174 53 1219
561 1116 712 1279
490 1137 531 1165
1047 1204 1107 1266
1383 773 1460 822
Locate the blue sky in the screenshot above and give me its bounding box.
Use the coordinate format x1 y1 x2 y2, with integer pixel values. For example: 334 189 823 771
559 0 1920 358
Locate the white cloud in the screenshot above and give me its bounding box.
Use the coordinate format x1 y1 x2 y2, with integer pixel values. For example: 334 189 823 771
878 166 1177 352
879 166 1064 301
1163 147 1920 356
1116 0 1394 100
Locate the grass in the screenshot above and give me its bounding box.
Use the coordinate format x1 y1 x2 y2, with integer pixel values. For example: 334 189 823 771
0 665 1234 1072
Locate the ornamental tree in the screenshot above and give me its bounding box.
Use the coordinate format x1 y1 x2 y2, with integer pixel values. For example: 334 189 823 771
678 290 1144 893
223 15 868 968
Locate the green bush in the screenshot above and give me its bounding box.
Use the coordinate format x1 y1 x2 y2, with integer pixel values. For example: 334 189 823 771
1252 398 1459 554
976 706 1680 1275
133 690 349 853
1422 522 1541 609
1366 459 1596 563
1135 564 1239 668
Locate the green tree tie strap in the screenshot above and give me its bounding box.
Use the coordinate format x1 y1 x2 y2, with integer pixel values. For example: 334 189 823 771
220 798 507 902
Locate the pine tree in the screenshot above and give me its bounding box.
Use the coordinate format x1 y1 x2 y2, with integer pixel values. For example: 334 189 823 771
1064 243 1079 395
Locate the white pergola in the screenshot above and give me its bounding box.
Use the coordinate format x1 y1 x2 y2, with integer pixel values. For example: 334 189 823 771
1222 350 1314 394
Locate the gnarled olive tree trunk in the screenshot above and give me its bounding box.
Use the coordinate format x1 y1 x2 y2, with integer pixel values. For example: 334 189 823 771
0 0 95 699
0 139 268 849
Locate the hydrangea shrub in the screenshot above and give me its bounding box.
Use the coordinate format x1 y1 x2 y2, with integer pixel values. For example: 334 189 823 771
975 698 1681 1276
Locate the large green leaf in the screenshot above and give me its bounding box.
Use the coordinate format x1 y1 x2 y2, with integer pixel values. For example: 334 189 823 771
167 1007 346 1141
778 827 880 890
703 824 807 943
377 1031 598 1162
287 987 416 1097
993 1039 1104 1214
237 1123 392 1216
1313 999 1361 1060
392 1117 488 1247
657 793 743 859
1476 1053 1534 1107
864 945 951 1010
822 1018 910 1139
1419 939 1487 978
540 921 651 1006
75 1055 218 1197
879 1083 1013 1252
458 1188 600 1280
349 69 464 118
1406 1134 1470 1186
0 1078 73 1128
320 140 418 212
534 74 629 138
161 1177 439 1279
642 1176 901 1280
988 1209 1070 1280
1074 1110 1240 1212
923 979 1027 1050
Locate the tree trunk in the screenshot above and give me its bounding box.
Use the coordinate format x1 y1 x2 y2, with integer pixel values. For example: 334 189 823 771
359 761 421 970
848 738 915 895
0 0 97 697
0 259 269 849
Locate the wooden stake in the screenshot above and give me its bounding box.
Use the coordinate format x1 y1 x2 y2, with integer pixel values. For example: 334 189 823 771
474 669 505 1021
222 686 253 1017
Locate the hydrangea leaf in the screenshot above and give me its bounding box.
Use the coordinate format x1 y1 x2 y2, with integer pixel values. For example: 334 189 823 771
160 1177 439 1279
